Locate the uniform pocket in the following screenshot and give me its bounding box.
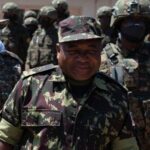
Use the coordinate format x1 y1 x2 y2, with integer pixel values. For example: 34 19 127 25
21 109 61 127
29 48 39 67
39 48 52 65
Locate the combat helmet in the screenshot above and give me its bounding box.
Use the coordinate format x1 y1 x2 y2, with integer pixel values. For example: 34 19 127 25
2 2 20 14
111 0 150 28
52 0 68 13
24 10 37 20
96 6 112 18
23 17 38 26
38 6 57 21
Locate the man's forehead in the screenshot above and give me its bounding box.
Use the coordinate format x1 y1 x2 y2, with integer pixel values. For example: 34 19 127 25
60 39 101 48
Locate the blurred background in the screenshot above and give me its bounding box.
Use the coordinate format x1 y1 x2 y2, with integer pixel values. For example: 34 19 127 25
0 0 116 18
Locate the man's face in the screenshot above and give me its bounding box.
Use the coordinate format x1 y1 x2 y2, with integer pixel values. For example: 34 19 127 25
57 39 102 81
119 16 146 43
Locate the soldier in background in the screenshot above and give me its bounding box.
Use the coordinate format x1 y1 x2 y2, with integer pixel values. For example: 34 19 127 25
0 16 139 150
100 0 150 149
23 17 38 40
0 2 30 70
52 0 70 24
0 40 22 111
25 6 58 70
96 6 116 47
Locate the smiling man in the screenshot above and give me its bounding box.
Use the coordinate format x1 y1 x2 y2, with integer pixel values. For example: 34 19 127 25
0 16 139 150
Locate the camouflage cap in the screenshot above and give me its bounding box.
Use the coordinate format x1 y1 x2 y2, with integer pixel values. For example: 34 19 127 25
58 16 103 43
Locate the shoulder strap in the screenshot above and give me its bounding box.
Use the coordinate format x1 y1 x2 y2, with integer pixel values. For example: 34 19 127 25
103 43 125 85
22 64 58 79
104 43 119 65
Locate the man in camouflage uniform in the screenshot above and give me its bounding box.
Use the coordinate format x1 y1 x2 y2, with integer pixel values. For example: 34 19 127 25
0 2 30 70
100 0 150 149
23 10 38 41
96 6 117 47
25 6 58 70
0 16 139 150
0 40 22 111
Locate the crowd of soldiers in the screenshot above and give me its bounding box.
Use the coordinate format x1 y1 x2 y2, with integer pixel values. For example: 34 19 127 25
0 0 149 149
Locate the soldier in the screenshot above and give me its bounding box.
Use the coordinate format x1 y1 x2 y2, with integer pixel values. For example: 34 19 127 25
52 0 70 24
1 2 30 70
25 6 58 70
0 40 22 111
96 6 116 47
0 16 139 150
23 17 38 39
100 0 150 149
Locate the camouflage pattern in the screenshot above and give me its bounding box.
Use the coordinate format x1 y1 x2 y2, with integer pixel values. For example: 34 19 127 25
0 50 22 111
100 1 150 149
25 23 58 69
0 65 139 149
25 6 58 69
23 10 37 20
100 42 150 150
2 2 20 14
111 0 150 28
58 16 103 43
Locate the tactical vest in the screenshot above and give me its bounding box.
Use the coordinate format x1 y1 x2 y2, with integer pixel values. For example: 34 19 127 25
101 42 150 150
26 26 58 69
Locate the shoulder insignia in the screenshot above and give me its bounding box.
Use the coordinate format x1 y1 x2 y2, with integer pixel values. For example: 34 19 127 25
22 64 58 79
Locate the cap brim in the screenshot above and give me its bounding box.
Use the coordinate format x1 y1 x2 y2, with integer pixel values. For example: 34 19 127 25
59 33 103 43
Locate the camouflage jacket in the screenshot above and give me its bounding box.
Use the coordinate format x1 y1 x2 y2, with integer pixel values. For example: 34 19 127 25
0 50 22 110
25 25 58 70
0 23 29 65
0 65 139 150
100 42 150 150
